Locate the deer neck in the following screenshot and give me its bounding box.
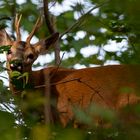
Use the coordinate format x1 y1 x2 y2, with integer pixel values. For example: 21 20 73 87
28 69 46 87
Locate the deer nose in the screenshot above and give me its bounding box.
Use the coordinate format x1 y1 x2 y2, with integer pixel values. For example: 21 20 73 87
10 60 23 71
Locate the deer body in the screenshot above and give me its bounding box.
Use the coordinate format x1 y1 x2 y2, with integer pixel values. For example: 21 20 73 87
0 15 140 127
32 65 140 126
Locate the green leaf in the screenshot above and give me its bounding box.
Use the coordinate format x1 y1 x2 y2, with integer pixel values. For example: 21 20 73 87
10 71 21 78
17 72 29 84
10 71 29 89
0 45 11 53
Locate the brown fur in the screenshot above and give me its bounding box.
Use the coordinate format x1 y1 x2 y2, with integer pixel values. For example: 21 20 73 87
29 65 140 127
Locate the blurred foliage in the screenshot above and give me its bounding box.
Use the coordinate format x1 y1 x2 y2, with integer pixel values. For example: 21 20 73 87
0 0 140 139
0 0 140 67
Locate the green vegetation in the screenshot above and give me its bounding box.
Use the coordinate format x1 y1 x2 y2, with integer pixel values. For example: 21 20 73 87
0 0 140 139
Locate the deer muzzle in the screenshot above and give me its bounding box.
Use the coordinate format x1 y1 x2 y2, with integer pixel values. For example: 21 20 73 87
10 60 23 72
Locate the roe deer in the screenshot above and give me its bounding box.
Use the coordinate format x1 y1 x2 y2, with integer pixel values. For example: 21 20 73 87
0 15 140 127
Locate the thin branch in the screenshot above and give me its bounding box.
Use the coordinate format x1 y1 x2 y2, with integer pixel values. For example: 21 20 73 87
49 1 57 9
0 16 11 21
0 75 8 80
1 103 13 112
34 78 80 89
34 76 110 108
78 79 110 108
60 0 110 38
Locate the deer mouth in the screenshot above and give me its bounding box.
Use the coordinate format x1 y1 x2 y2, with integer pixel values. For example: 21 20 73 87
9 60 23 72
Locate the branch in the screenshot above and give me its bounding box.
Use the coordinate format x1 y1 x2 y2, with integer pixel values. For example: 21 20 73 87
0 16 11 21
60 0 110 38
0 75 8 80
2 103 14 113
34 77 110 107
43 0 61 65
43 70 54 124
43 0 56 34
78 79 110 107
34 78 80 89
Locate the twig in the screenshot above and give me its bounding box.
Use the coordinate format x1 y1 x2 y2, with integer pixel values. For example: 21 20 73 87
78 79 110 107
51 78 80 86
0 75 8 80
1 103 13 112
0 16 11 21
35 76 110 107
34 78 80 89
49 1 57 9
60 0 110 38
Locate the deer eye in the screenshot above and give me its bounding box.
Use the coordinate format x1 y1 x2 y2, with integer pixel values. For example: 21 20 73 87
27 54 34 59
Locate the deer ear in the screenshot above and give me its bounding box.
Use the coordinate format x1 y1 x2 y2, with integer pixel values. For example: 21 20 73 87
34 32 59 54
0 30 12 46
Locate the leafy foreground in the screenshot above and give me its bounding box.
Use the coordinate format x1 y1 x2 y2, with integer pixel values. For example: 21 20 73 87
0 107 140 140
0 80 140 140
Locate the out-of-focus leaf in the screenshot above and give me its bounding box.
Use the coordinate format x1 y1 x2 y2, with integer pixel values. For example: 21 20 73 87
0 110 15 131
56 128 85 140
31 124 51 140
0 23 7 29
0 45 11 53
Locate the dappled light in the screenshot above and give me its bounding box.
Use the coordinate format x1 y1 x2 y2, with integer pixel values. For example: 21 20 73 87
0 0 140 140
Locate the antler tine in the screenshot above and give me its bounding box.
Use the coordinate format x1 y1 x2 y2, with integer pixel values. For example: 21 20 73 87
15 14 22 41
26 16 42 44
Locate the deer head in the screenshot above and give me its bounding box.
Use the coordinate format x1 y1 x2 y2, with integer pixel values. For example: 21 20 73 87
0 14 59 73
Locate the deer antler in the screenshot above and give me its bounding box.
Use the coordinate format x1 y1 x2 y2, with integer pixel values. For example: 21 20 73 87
26 16 42 44
15 14 22 41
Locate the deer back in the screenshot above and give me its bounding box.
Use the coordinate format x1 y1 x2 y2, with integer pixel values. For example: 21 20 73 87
39 65 140 127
